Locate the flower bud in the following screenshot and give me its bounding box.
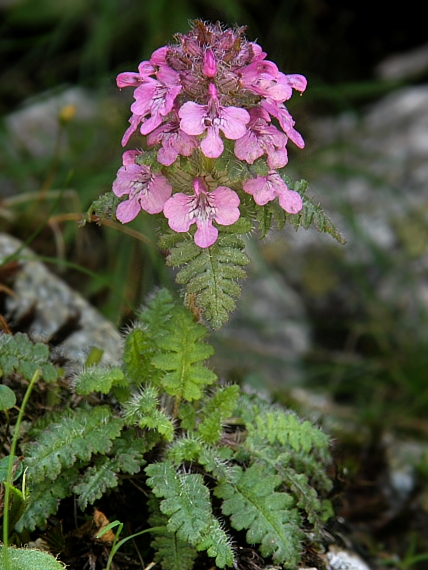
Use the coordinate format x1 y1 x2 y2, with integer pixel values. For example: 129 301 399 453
203 48 217 78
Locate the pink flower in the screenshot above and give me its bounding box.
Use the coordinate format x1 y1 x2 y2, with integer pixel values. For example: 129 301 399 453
239 61 307 103
234 107 288 169
243 170 302 214
131 75 182 136
179 83 250 158
147 113 199 166
116 48 169 88
113 151 172 222
261 99 305 149
163 177 240 248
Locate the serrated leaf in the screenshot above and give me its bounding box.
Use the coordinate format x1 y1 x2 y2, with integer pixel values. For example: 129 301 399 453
148 500 198 570
250 410 330 454
166 436 203 464
16 467 79 532
160 221 250 329
25 406 124 483
215 463 303 568
122 384 172 438
197 385 240 444
288 190 346 245
196 517 234 568
0 333 58 383
123 289 175 388
151 306 217 401
73 366 126 395
85 191 120 222
146 461 211 544
74 433 148 510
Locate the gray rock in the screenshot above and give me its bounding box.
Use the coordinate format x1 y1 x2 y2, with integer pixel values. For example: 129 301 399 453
0 232 122 366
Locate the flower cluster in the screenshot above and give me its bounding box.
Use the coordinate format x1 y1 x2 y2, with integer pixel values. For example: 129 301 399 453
113 21 306 248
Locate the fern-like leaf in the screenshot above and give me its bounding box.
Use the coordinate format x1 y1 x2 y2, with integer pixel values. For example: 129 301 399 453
195 517 234 568
287 179 346 244
0 332 58 383
15 467 79 532
72 432 148 510
146 461 211 544
122 385 174 441
159 219 251 329
122 289 175 388
148 499 198 570
73 366 127 395
215 463 303 568
146 461 234 567
248 409 330 457
197 385 240 444
151 306 217 401
25 406 124 483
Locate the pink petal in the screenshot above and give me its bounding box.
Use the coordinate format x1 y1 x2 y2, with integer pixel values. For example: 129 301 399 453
179 102 207 135
117 72 142 88
243 176 276 205
116 198 140 223
220 107 250 139
278 190 303 214
163 193 193 233
212 187 240 226
266 147 288 169
201 126 224 158
286 74 307 92
121 114 141 147
140 175 172 214
122 150 141 166
234 131 264 164
194 219 218 248
131 82 159 115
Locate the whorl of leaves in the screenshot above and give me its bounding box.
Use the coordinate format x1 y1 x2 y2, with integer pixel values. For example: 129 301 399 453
158 219 251 330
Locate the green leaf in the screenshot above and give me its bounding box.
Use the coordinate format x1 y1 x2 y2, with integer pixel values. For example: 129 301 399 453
84 191 120 223
72 431 148 510
123 385 174 441
249 410 330 455
196 519 234 568
0 546 67 570
287 181 346 245
146 461 233 566
148 500 198 570
151 306 217 401
0 384 16 410
16 467 78 531
24 406 124 483
0 333 58 383
146 461 211 544
73 366 126 395
0 456 22 483
197 385 240 444
215 463 303 568
159 221 251 329
122 289 175 388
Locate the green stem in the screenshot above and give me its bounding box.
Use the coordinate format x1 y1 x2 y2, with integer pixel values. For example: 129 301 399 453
2 369 40 570
99 523 165 570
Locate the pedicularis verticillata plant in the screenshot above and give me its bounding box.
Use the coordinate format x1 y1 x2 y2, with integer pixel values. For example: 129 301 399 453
1 21 345 570
90 19 344 329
